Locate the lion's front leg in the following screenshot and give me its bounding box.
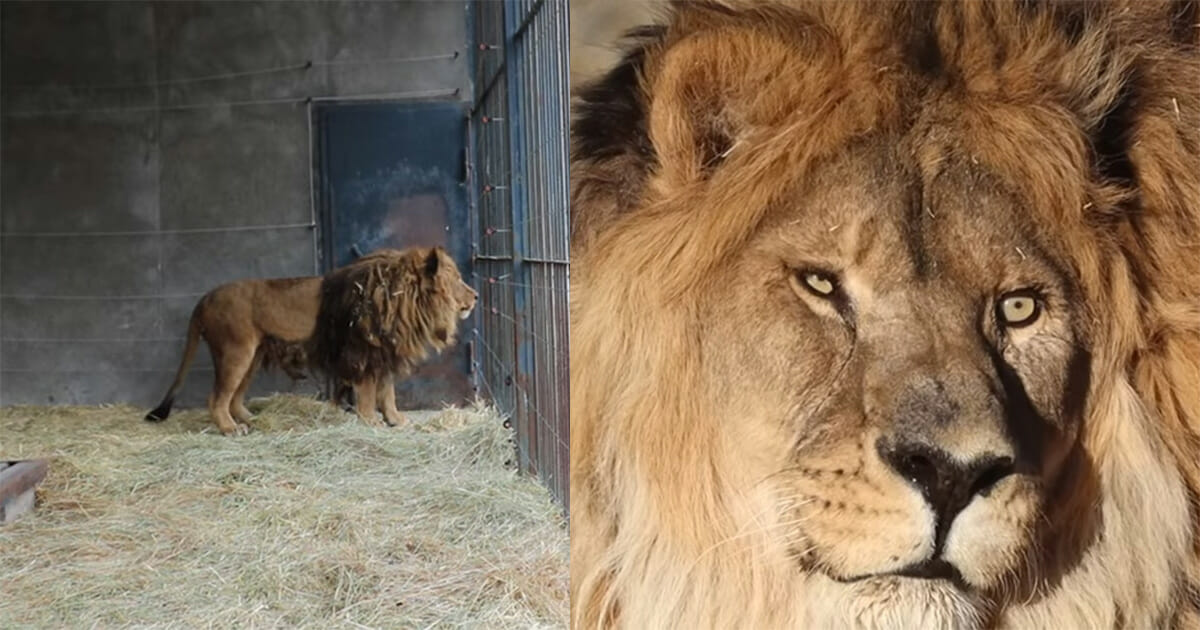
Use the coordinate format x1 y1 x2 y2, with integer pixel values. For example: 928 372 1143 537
376 373 406 427
353 376 386 427
325 380 352 411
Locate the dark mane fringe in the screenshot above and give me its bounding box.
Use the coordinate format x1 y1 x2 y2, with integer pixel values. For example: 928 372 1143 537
571 24 664 165
569 24 666 247
259 336 311 381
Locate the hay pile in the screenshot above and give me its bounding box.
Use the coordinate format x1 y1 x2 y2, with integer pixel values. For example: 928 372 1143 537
0 396 567 629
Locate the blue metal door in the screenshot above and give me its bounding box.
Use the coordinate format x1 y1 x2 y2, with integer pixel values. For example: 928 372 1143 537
316 100 473 409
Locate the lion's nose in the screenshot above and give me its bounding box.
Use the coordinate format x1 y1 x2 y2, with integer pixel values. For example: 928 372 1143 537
877 439 1015 524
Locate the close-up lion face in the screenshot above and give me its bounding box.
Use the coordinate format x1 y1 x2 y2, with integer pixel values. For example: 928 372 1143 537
705 138 1089 619
570 1 1199 629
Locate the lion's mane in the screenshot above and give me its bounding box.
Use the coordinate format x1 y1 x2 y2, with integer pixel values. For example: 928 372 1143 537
309 247 465 384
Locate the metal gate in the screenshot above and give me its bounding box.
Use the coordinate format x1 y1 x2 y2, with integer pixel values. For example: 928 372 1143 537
468 0 570 511
315 100 475 410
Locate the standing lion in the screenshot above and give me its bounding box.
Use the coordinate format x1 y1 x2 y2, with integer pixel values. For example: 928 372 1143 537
145 246 477 435
570 1 1200 628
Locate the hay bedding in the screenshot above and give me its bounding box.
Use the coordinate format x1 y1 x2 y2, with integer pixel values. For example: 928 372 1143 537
0 395 567 629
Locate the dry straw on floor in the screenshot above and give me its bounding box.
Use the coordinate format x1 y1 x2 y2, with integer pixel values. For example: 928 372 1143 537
0 395 567 629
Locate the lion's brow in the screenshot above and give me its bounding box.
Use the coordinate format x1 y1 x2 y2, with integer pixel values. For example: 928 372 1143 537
900 182 933 279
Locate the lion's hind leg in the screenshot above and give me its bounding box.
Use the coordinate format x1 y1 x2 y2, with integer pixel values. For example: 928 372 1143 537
229 346 263 424
209 342 257 436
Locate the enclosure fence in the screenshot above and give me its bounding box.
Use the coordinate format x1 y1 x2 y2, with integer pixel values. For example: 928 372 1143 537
469 0 570 512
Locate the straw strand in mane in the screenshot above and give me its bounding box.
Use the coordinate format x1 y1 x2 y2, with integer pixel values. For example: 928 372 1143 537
309 247 466 384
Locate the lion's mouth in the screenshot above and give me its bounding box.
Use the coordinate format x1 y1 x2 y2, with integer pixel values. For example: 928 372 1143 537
835 558 967 589
459 307 473 320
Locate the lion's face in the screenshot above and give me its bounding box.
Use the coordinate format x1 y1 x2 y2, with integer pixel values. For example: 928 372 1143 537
702 139 1089 616
452 277 478 321
426 248 477 322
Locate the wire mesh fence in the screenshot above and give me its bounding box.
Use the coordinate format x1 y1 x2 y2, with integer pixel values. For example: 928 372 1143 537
469 0 570 512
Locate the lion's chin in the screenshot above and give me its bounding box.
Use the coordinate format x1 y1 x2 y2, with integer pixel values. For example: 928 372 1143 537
459 309 473 320
804 572 985 630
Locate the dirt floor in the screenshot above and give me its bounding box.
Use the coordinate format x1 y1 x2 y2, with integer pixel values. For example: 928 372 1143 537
0 395 567 629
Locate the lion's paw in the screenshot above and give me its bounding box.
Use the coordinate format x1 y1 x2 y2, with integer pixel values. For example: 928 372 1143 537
360 413 387 428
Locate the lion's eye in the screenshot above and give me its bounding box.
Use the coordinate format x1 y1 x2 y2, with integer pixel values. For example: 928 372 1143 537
796 271 837 298
997 292 1042 328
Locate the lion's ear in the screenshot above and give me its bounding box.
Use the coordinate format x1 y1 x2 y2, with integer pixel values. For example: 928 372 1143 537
643 3 825 187
423 248 440 277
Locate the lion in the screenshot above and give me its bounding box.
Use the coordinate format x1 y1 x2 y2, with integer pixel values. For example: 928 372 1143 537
144 246 477 435
569 1 1200 629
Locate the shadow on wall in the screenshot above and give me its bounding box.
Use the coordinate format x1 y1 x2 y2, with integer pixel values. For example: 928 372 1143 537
385 194 449 251
570 0 666 88
350 192 450 258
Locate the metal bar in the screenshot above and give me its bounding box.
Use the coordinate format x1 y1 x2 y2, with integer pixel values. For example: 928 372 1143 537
474 254 567 265
0 293 205 301
307 100 320 275
6 52 458 91
509 0 547 43
1 337 187 343
1 222 316 238
465 0 484 400
1 368 215 373
308 88 460 103
470 63 507 115
504 0 535 475
4 88 461 118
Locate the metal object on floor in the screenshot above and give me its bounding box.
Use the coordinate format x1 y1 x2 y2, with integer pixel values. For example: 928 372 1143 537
0 459 49 524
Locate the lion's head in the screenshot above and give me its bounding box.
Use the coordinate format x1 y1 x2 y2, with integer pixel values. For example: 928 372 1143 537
353 247 478 321
570 2 1199 629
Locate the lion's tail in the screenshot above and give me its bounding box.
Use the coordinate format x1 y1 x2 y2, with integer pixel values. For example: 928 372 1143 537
144 306 203 422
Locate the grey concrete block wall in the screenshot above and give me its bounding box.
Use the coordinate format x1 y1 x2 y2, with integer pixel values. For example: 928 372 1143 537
2 112 161 232
1 1 472 407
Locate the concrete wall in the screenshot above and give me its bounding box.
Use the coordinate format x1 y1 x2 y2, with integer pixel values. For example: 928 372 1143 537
0 1 471 407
